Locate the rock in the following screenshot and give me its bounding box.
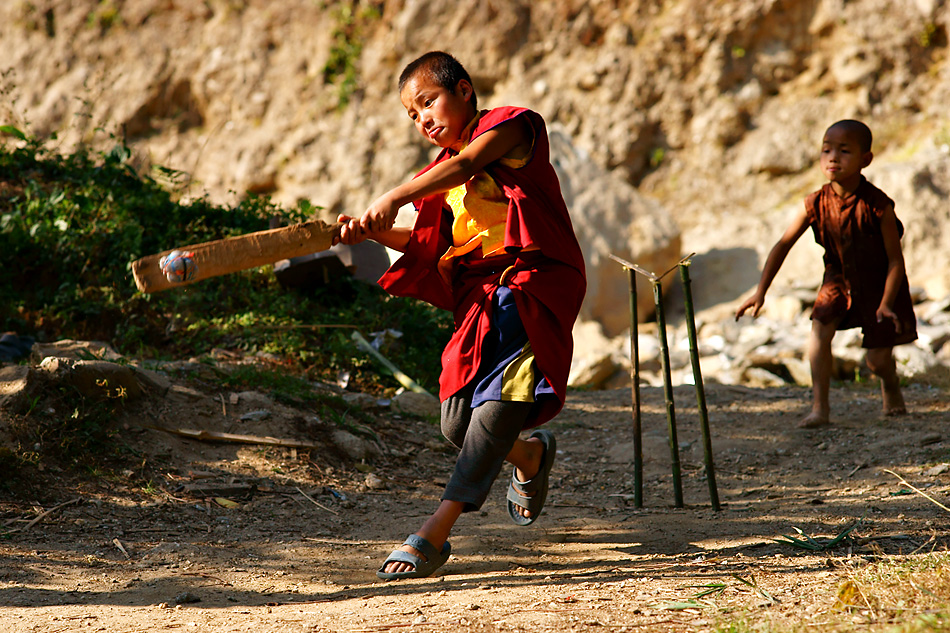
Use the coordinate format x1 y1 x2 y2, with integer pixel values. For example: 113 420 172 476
330 429 379 461
229 391 274 409
569 352 620 390
130 365 172 397
867 153 950 301
569 320 634 388
364 473 387 490
916 324 950 355
550 129 682 336
168 385 205 402
341 392 380 411
731 98 826 177
174 592 201 604
31 339 122 364
38 357 144 400
741 367 787 388
924 463 949 476
894 343 939 378
921 296 950 323
781 357 812 387
391 391 440 418
0 365 40 414
830 45 882 89
239 410 271 422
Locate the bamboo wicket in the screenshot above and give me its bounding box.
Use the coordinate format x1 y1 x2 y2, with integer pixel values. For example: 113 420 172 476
608 253 720 510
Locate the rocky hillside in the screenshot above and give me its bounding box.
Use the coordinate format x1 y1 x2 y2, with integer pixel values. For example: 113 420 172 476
2 0 949 351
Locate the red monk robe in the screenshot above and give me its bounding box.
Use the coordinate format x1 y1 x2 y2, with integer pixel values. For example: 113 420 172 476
378 107 587 428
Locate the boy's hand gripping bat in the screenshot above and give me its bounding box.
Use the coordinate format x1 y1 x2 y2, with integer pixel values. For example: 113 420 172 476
131 220 342 293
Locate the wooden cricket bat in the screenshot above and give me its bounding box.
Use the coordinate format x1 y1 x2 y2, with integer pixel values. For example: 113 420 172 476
131 219 343 293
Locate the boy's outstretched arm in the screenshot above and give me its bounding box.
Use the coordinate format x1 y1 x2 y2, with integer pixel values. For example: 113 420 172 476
875 205 906 333
735 207 811 320
358 117 532 234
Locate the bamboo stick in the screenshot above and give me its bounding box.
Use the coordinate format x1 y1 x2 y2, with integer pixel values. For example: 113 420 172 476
627 268 643 508
653 279 683 508
679 262 720 511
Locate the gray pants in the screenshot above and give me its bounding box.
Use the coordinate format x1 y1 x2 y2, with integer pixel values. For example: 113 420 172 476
440 387 535 512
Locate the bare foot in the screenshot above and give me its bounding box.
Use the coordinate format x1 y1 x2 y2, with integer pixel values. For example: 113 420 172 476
798 411 830 428
882 381 906 417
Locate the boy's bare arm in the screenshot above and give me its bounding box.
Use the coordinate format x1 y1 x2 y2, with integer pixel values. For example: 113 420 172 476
876 205 906 331
736 207 810 319
359 117 532 233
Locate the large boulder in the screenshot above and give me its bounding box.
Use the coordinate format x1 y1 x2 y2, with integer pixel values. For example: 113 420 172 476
864 147 950 301
550 129 682 336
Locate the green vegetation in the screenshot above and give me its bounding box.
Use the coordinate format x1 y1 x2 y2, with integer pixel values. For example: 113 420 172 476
0 130 451 473
87 1 121 32
0 128 450 475
322 2 382 108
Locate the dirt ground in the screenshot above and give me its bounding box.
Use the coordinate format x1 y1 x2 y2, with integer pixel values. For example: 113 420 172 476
2 372 949 632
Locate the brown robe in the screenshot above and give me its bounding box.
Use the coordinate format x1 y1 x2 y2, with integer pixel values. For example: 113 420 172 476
805 176 917 349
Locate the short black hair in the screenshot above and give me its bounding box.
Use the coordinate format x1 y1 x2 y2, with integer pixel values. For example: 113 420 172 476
827 119 873 153
398 51 477 110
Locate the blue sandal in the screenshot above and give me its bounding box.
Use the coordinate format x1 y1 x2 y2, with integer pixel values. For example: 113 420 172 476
376 534 451 580
506 429 556 526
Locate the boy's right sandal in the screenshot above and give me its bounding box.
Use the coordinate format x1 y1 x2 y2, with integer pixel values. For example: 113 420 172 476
506 429 556 526
376 534 451 581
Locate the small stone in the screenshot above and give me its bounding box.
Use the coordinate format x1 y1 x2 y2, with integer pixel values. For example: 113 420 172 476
924 463 949 476
174 592 201 604
365 473 386 490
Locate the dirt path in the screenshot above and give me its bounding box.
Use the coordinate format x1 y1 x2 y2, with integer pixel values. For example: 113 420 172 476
2 381 949 632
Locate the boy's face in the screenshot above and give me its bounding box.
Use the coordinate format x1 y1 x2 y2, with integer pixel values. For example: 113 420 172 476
400 72 475 152
820 125 872 186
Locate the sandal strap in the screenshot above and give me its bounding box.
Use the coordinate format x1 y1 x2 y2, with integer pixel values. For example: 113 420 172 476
403 534 440 562
382 548 424 569
510 471 543 495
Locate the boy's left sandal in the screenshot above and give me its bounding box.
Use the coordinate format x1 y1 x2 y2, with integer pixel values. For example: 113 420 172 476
376 534 451 581
506 429 556 526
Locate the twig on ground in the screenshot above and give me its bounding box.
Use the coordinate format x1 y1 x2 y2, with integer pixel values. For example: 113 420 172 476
113 538 131 559
882 469 950 513
7 497 81 533
295 486 340 515
848 462 867 478
351 330 432 396
148 426 318 449
303 537 368 546
909 531 938 555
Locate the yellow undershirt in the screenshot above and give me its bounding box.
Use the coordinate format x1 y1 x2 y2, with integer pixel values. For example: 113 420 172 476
439 113 535 264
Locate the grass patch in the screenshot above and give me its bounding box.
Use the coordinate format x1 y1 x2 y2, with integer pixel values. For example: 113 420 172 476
709 554 950 633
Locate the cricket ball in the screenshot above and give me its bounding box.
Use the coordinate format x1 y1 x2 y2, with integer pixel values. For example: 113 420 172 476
159 250 198 283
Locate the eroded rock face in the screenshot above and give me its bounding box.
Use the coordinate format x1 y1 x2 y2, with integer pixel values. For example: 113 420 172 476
551 129 682 335
3 0 950 356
